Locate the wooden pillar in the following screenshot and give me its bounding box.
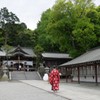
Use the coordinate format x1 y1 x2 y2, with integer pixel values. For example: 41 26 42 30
66 67 68 82
95 64 98 86
0 57 1 67
78 67 80 84
18 55 20 65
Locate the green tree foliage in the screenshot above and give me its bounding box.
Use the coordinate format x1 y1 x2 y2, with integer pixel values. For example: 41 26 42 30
47 0 75 52
36 9 60 52
0 7 38 49
7 23 26 46
86 10 99 24
33 45 44 67
72 18 96 51
7 27 37 47
33 45 44 58
0 7 20 45
0 28 5 46
46 0 96 58
20 29 37 47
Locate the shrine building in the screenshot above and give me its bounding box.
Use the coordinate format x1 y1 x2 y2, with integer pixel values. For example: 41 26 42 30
0 45 36 71
42 52 72 77
59 46 100 85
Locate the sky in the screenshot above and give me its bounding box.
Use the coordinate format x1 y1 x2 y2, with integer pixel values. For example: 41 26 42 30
0 0 100 30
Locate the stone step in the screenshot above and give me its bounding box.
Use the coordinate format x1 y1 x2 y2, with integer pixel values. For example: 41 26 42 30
11 71 41 80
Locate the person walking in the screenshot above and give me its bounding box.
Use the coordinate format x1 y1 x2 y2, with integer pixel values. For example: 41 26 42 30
17 65 19 71
27 65 29 71
43 73 48 81
49 65 60 92
24 65 26 71
19 65 21 71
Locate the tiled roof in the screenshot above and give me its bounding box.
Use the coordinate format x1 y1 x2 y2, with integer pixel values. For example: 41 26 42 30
42 52 72 59
0 50 6 56
60 46 100 67
9 46 36 57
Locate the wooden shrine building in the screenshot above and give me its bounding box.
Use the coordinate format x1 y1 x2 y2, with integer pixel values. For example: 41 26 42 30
42 52 72 77
1 45 36 71
59 46 100 85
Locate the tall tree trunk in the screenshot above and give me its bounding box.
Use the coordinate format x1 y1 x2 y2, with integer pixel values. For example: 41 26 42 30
4 31 8 46
70 33 76 49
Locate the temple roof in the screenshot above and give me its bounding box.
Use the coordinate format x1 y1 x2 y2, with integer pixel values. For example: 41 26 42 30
59 46 100 67
0 50 6 56
9 45 36 57
42 52 72 59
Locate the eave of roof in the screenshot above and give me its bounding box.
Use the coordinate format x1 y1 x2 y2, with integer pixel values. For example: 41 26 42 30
59 47 100 67
12 46 36 57
42 52 72 59
0 50 6 56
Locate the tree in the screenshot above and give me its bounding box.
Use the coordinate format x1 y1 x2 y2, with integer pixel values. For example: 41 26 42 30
0 28 5 46
72 17 96 51
47 0 95 58
36 8 60 52
21 29 37 47
86 9 99 24
47 0 77 53
0 7 20 45
33 45 44 67
7 23 25 46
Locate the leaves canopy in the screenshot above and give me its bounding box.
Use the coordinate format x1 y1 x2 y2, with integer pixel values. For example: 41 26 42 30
0 7 20 45
46 0 97 58
36 8 60 52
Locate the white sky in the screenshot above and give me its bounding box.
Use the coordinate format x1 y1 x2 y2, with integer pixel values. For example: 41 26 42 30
0 0 100 30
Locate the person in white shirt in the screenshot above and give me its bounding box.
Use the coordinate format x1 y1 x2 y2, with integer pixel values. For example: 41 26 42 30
19 65 21 71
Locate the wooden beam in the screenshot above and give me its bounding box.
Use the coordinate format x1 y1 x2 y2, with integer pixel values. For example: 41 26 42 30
95 64 98 86
78 67 80 84
66 67 68 82
0 57 1 67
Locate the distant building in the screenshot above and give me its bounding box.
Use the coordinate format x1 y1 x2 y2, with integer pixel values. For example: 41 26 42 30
0 45 36 71
59 47 100 85
42 52 72 76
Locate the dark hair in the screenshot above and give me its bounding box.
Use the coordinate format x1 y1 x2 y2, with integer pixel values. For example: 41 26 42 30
53 65 56 69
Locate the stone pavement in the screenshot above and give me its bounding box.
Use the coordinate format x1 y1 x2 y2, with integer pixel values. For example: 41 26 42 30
0 79 100 100
0 81 68 100
20 79 100 100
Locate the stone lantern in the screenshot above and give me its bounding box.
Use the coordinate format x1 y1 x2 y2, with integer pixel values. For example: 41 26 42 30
44 66 49 73
1 65 9 81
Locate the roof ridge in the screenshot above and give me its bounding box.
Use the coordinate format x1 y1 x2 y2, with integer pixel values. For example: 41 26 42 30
86 46 100 52
43 52 69 54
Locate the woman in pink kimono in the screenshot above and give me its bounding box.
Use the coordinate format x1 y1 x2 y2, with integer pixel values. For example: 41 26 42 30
49 65 60 92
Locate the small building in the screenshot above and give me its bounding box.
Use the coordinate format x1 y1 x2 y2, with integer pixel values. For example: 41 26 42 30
59 47 100 85
1 45 36 71
42 52 72 76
